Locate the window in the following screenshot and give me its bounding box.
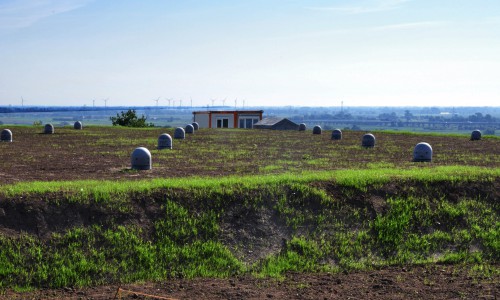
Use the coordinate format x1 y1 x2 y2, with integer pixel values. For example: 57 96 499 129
239 117 260 128
217 118 229 128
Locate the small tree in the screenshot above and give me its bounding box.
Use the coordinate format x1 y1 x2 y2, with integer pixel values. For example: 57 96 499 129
404 110 413 122
110 109 154 127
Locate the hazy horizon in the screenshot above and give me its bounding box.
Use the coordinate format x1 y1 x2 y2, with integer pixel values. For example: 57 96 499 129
3 104 500 110
1 1 499 107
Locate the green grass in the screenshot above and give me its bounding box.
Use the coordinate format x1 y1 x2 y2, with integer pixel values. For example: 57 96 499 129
2 165 497 198
378 129 500 139
0 166 498 288
0 212 244 288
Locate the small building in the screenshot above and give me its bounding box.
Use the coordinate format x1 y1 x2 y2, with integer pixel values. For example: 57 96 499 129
192 110 264 129
253 117 299 130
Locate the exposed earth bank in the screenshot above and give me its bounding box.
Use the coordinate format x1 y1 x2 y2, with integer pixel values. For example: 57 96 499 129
2 179 499 300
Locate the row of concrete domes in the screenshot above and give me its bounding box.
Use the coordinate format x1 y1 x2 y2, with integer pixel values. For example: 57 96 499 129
1 123 484 170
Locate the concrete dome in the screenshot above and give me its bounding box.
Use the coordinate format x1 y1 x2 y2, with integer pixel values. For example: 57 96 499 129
174 127 185 139
331 129 342 140
158 133 172 150
362 133 375 148
298 123 306 131
192 122 199 130
44 123 54 134
471 130 481 141
74 121 83 130
312 125 322 135
413 142 432 162
131 147 152 170
1 129 12 142
185 124 194 134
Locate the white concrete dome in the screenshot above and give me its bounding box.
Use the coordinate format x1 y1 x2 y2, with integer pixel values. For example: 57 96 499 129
312 125 322 135
174 127 185 139
74 121 83 130
1 129 12 142
331 129 342 140
185 124 194 134
471 130 481 141
44 123 54 134
362 133 376 148
131 147 152 170
192 122 199 130
158 133 172 150
298 123 306 131
413 142 433 162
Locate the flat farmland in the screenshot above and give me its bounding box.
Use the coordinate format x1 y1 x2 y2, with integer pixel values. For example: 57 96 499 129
1 125 499 299
0 126 498 185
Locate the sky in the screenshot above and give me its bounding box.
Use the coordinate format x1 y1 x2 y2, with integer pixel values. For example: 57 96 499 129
0 0 499 107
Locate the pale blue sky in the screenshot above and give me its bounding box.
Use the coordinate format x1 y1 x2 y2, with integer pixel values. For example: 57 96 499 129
1 0 499 107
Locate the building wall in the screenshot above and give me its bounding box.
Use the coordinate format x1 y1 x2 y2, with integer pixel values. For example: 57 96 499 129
193 111 263 129
211 112 235 128
193 113 210 128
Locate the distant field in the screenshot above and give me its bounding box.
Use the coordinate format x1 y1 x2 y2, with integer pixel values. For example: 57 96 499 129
0 108 193 127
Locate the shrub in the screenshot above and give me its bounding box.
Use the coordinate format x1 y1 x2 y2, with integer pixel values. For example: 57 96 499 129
110 110 154 127
484 128 495 135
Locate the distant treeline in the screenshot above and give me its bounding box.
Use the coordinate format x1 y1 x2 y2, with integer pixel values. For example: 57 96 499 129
0 106 164 113
295 111 498 123
428 112 497 123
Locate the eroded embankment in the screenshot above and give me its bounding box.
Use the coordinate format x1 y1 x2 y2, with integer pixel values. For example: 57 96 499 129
0 174 499 289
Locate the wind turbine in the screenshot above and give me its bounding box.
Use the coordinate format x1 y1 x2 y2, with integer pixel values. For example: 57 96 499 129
211 99 216 107
153 97 160 107
179 99 183 108
190 97 193 107
166 98 172 108
21 96 25 107
103 98 109 107
92 99 96 108
222 98 226 107
234 98 238 108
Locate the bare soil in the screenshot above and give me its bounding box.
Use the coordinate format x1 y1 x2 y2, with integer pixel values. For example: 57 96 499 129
0 126 498 185
3 265 499 299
